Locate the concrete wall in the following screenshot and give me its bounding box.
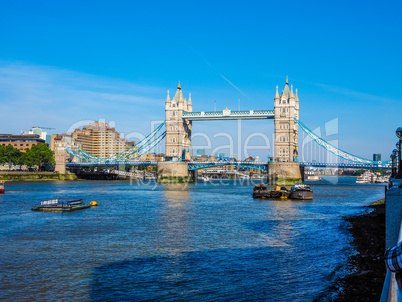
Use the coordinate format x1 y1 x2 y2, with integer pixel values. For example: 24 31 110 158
386 186 402 249
157 162 189 178
268 162 302 181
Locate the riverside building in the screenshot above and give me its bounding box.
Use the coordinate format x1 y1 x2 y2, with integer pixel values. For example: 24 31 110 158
71 122 130 159
0 134 46 152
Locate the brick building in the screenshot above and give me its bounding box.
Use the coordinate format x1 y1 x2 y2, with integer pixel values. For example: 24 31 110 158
0 134 46 152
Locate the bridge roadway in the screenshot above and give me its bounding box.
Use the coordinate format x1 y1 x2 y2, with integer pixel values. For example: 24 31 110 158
301 162 391 170
182 109 274 121
66 161 391 170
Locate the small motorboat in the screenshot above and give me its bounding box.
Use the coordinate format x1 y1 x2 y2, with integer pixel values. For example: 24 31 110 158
32 198 90 212
198 175 210 182
253 183 289 199
0 181 4 194
289 183 313 200
307 175 322 181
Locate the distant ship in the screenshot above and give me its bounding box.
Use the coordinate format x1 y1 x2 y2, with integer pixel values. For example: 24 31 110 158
356 171 375 183
306 175 321 181
0 181 4 194
198 176 210 182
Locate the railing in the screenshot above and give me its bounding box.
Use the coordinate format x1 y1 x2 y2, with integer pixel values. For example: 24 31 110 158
380 220 402 302
182 109 274 120
300 162 392 169
66 161 158 167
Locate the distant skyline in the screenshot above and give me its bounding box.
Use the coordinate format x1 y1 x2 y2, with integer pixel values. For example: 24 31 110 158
0 1 401 160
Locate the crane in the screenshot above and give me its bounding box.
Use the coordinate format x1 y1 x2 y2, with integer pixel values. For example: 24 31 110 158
32 126 55 130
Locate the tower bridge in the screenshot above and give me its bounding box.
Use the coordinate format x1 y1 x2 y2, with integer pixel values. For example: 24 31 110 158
157 77 301 182
59 77 389 182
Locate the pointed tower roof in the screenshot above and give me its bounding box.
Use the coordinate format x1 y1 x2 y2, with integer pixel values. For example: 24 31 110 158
165 89 170 103
290 84 294 97
188 93 192 105
275 85 280 99
282 76 290 98
172 81 184 103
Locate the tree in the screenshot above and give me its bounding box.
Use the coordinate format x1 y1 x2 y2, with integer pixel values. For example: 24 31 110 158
0 144 54 170
0 145 7 164
4 145 22 168
25 144 55 168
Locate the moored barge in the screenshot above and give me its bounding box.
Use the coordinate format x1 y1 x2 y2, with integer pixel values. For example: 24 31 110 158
253 183 314 200
289 184 313 200
253 183 289 199
31 198 90 212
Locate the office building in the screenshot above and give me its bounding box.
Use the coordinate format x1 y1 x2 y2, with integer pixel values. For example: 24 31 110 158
373 153 381 162
0 134 46 152
71 121 130 158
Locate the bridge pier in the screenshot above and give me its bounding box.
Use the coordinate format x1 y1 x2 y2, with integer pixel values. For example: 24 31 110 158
157 162 193 183
54 143 66 174
191 169 198 183
267 162 302 186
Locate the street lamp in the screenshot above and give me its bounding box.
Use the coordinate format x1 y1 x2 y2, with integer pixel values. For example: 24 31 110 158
391 150 398 178
397 142 400 174
396 127 402 179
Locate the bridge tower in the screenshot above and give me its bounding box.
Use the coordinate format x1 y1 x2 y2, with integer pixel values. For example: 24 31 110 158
165 82 192 161
269 77 302 184
274 77 299 162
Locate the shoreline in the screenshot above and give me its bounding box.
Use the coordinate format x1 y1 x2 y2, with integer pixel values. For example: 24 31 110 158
0 172 77 181
317 200 386 301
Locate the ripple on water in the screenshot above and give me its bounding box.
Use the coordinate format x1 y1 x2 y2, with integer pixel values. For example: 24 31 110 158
0 179 384 301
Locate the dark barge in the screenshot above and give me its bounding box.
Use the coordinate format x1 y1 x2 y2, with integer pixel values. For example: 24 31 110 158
289 184 313 200
253 184 289 199
253 183 313 200
31 198 90 212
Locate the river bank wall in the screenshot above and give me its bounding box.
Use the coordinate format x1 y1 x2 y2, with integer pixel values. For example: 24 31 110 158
0 172 77 181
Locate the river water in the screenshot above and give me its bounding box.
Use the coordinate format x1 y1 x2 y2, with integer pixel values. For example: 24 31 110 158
0 177 385 301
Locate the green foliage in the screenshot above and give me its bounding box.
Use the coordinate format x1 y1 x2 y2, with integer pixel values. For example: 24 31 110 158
354 169 365 176
0 144 23 165
372 169 385 175
354 169 384 176
0 144 54 168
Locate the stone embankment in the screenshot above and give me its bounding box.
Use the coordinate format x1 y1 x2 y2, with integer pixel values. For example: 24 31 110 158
0 172 77 181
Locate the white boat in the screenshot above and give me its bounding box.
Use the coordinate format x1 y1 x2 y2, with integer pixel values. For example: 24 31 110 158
375 175 390 183
0 180 4 194
307 175 321 181
356 171 377 184
198 176 210 182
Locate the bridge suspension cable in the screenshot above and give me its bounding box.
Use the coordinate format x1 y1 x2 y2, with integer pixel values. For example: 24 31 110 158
65 122 166 163
295 118 385 165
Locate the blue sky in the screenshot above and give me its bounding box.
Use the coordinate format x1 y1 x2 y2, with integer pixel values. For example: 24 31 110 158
0 0 401 160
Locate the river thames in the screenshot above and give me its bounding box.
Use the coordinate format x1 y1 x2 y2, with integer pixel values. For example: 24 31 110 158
0 177 385 301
